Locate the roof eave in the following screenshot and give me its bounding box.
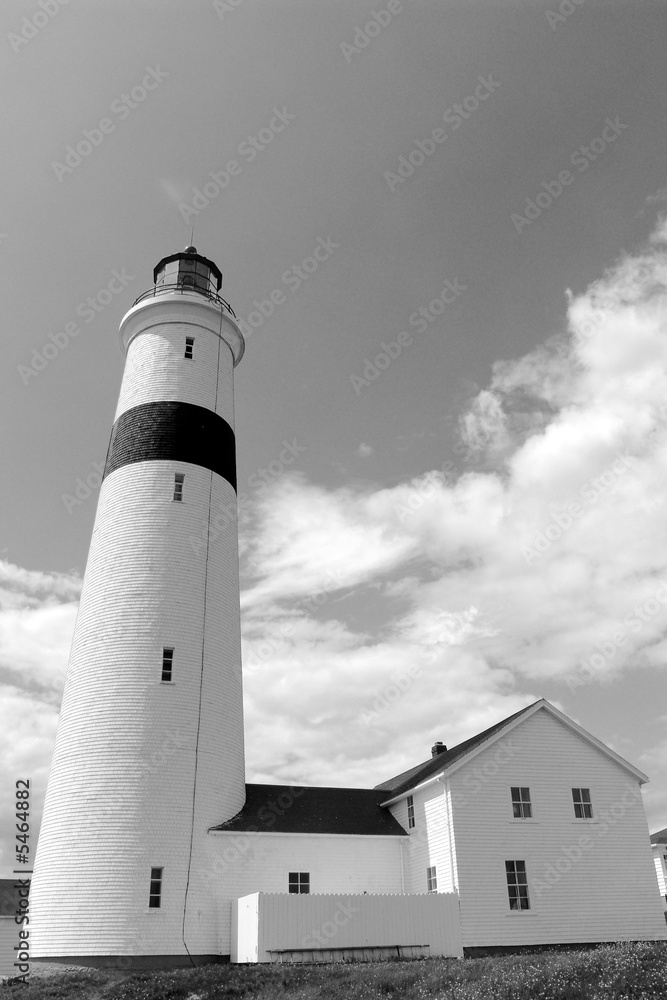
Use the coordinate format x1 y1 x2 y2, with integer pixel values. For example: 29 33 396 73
379 769 448 807
208 827 408 838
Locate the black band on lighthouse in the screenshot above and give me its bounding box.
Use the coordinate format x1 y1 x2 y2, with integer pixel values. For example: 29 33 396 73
103 401 237 490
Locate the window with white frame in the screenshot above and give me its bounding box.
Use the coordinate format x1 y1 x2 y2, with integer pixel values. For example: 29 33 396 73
505 860 529 910
511 786 532 818
427 866 437 893
149 867 163 908
572 787 593 819
184 337 194 359
288 872 310 894
407 794 415 829
173 473 184 502
161 647 174 682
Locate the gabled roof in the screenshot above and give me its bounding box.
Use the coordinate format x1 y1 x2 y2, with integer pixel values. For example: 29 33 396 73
375 698 649 802
651 827 667 844
375 702 539 798
210 784 407 837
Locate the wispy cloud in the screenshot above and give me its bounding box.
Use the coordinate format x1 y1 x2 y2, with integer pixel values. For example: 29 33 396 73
240 474 420 608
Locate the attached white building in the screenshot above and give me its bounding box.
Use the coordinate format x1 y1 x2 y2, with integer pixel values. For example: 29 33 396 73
209 699 666 956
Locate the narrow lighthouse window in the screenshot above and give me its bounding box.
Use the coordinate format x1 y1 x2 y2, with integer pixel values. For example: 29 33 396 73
184 337 194 359
173 474 184 502
149 867 163 908
161 648 174 683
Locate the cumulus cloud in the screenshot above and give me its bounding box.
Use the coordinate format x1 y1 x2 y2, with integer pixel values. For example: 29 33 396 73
0 563 80 874
0 561 80 611
0 562 80 691
240 474 421 608
650 214 667 245
240 217 667 816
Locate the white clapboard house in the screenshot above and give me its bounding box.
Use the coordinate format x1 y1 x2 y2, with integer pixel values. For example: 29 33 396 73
212 698 666 956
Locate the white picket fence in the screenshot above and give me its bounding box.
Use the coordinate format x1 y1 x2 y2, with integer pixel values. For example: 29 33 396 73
231 892 463 963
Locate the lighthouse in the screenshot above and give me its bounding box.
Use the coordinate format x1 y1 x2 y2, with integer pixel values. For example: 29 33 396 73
31 247 246 966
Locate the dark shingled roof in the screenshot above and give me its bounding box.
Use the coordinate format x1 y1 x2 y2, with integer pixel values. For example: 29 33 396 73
210 784 407 836
651 828 667 844
0 878 28 918
375 701 541 798
211 703 544 834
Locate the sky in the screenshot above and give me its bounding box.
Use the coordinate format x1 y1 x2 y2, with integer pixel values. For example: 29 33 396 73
2 0 667 877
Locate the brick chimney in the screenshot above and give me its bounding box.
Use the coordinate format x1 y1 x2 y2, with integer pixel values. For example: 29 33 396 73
431 741 447 757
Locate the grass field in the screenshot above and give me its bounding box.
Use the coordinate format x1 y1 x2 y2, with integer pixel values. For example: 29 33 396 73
2 942 667 999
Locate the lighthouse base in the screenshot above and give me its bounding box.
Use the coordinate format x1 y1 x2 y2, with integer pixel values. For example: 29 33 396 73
30 953 228 971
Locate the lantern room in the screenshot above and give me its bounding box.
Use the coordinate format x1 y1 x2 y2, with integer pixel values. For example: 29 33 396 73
153 245 223 297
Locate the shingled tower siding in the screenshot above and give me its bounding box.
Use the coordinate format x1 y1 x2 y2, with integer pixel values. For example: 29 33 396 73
31 249 245 965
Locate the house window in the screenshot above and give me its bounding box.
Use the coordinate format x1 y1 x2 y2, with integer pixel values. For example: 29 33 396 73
505 860 529 910
572 788 593 819
161 648 174 682
149 867 163 909
288 872 310 894
184 337 194 359
511 786 532 819
173 473 184 502
427 866 437 893
407 795 415 829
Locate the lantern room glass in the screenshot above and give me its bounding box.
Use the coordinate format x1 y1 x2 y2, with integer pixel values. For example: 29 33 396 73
155 257 217 294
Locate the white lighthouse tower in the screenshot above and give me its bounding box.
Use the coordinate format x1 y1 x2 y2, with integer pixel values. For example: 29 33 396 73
31 248 246 966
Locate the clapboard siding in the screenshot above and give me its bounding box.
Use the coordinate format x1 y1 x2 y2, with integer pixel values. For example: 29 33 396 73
448 709 667 947
205 832 404 956
116 298 239 426
390 787 457 896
